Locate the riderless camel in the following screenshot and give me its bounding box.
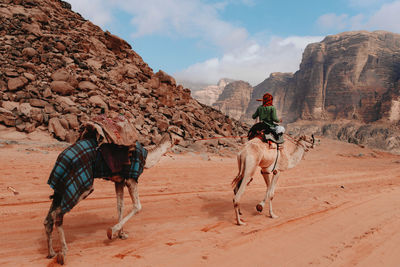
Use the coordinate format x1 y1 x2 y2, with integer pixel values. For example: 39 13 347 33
44 132 178 264
232 134 315 225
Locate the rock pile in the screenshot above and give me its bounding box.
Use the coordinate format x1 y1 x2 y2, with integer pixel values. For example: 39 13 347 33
0 0 248 151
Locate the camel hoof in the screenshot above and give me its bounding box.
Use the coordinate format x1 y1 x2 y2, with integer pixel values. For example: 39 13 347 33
107 227 114 240
118 231 129 240
270 214 278 219
237 220 247 226
256 204 263 212
56 253 65 265
47 251 56 259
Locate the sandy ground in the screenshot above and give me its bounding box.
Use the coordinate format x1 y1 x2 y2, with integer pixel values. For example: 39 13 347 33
1 130 400 266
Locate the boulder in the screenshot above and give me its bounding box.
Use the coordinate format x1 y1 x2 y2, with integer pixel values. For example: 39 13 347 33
19 103 32 116
22 47 38 58
51 69 70 82
50 81 75 95
29 99 48 108
155 70 176 86
89 95 108 109
78 81 98 91
48 117 67 140
7 77 26 91
0 107 16 126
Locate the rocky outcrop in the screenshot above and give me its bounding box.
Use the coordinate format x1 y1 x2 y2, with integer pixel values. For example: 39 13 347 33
192 78 235 106
246 31 400 125
0 0 248 150
287 120 400 154
243 72 294 123
212 81 253 121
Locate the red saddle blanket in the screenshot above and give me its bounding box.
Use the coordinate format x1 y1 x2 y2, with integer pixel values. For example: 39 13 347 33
79 114 138 151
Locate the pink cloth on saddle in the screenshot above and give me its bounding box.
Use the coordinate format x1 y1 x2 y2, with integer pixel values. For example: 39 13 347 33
80 114 138 151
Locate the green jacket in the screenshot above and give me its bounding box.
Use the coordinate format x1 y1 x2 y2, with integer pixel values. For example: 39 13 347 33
252 105 279 127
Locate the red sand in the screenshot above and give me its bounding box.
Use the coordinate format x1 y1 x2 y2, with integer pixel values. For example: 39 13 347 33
1 133 400 266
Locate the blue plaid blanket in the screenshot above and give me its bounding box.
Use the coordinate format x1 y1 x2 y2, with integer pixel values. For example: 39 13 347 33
47 139 147 213
94 141 148 181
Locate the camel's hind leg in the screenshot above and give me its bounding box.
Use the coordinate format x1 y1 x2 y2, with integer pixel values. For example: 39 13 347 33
233 154 258 225
48 187 93 265
257 170 280 218
53 207 67 265
44 193 62 259
108 178 141 239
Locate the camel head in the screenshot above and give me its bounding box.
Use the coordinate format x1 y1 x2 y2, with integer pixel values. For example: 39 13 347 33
297 134 316 151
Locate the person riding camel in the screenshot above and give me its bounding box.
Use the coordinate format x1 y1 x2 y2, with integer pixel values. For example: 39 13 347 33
248 93 285 144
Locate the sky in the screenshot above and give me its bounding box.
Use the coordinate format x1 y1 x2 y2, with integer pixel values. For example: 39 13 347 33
65 0 400 86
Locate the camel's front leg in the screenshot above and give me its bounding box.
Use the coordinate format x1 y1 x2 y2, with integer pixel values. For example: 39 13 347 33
110 181 129 239
258 170 280 218
256 169 271 213
107 178 141 239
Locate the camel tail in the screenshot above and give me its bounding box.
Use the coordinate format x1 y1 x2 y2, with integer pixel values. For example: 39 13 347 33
231 153 245 188
231 173 243 188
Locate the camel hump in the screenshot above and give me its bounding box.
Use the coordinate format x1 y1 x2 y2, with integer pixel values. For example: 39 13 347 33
79 113 138 150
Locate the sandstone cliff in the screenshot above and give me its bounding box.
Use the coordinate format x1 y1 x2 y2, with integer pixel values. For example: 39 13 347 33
212 81 253 121
0 0 248 151
243 72 294 123
247 31 400 125
192 78 235 106
245 31 400 153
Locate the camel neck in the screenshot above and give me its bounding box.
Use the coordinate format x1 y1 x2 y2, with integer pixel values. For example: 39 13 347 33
144 137 171 169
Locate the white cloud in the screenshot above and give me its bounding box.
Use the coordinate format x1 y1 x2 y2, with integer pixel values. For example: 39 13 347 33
366 1 400 32
316 1 400 33
175 35 324 85
65 0 251 52
65 0 112 27
316 13 349 32
63 0 322 86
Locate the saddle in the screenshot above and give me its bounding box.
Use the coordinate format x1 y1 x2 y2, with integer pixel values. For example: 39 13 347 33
248 122 284 144
79 113 139 179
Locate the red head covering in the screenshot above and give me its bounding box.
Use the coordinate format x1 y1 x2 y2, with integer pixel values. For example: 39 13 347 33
256 93 273 106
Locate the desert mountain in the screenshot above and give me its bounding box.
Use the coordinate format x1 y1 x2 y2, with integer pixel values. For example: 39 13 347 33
246 31 400 153
248 31 400 123
0 0 248 150
212 80 253 121
191 78 235 106
243 72 293 124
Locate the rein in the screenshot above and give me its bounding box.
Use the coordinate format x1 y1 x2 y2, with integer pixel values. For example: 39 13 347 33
271 145 279 174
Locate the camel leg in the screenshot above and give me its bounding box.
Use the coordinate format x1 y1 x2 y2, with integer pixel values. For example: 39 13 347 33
53 187 93 265
233 174 253 226
53 207 67 265
256 169 272 214
113 181 129 239
107 178 141 239
44 193 62 259
268 171 280 218
258 170 280 218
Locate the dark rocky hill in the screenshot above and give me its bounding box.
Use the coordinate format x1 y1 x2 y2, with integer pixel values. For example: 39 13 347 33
0 0 248 151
